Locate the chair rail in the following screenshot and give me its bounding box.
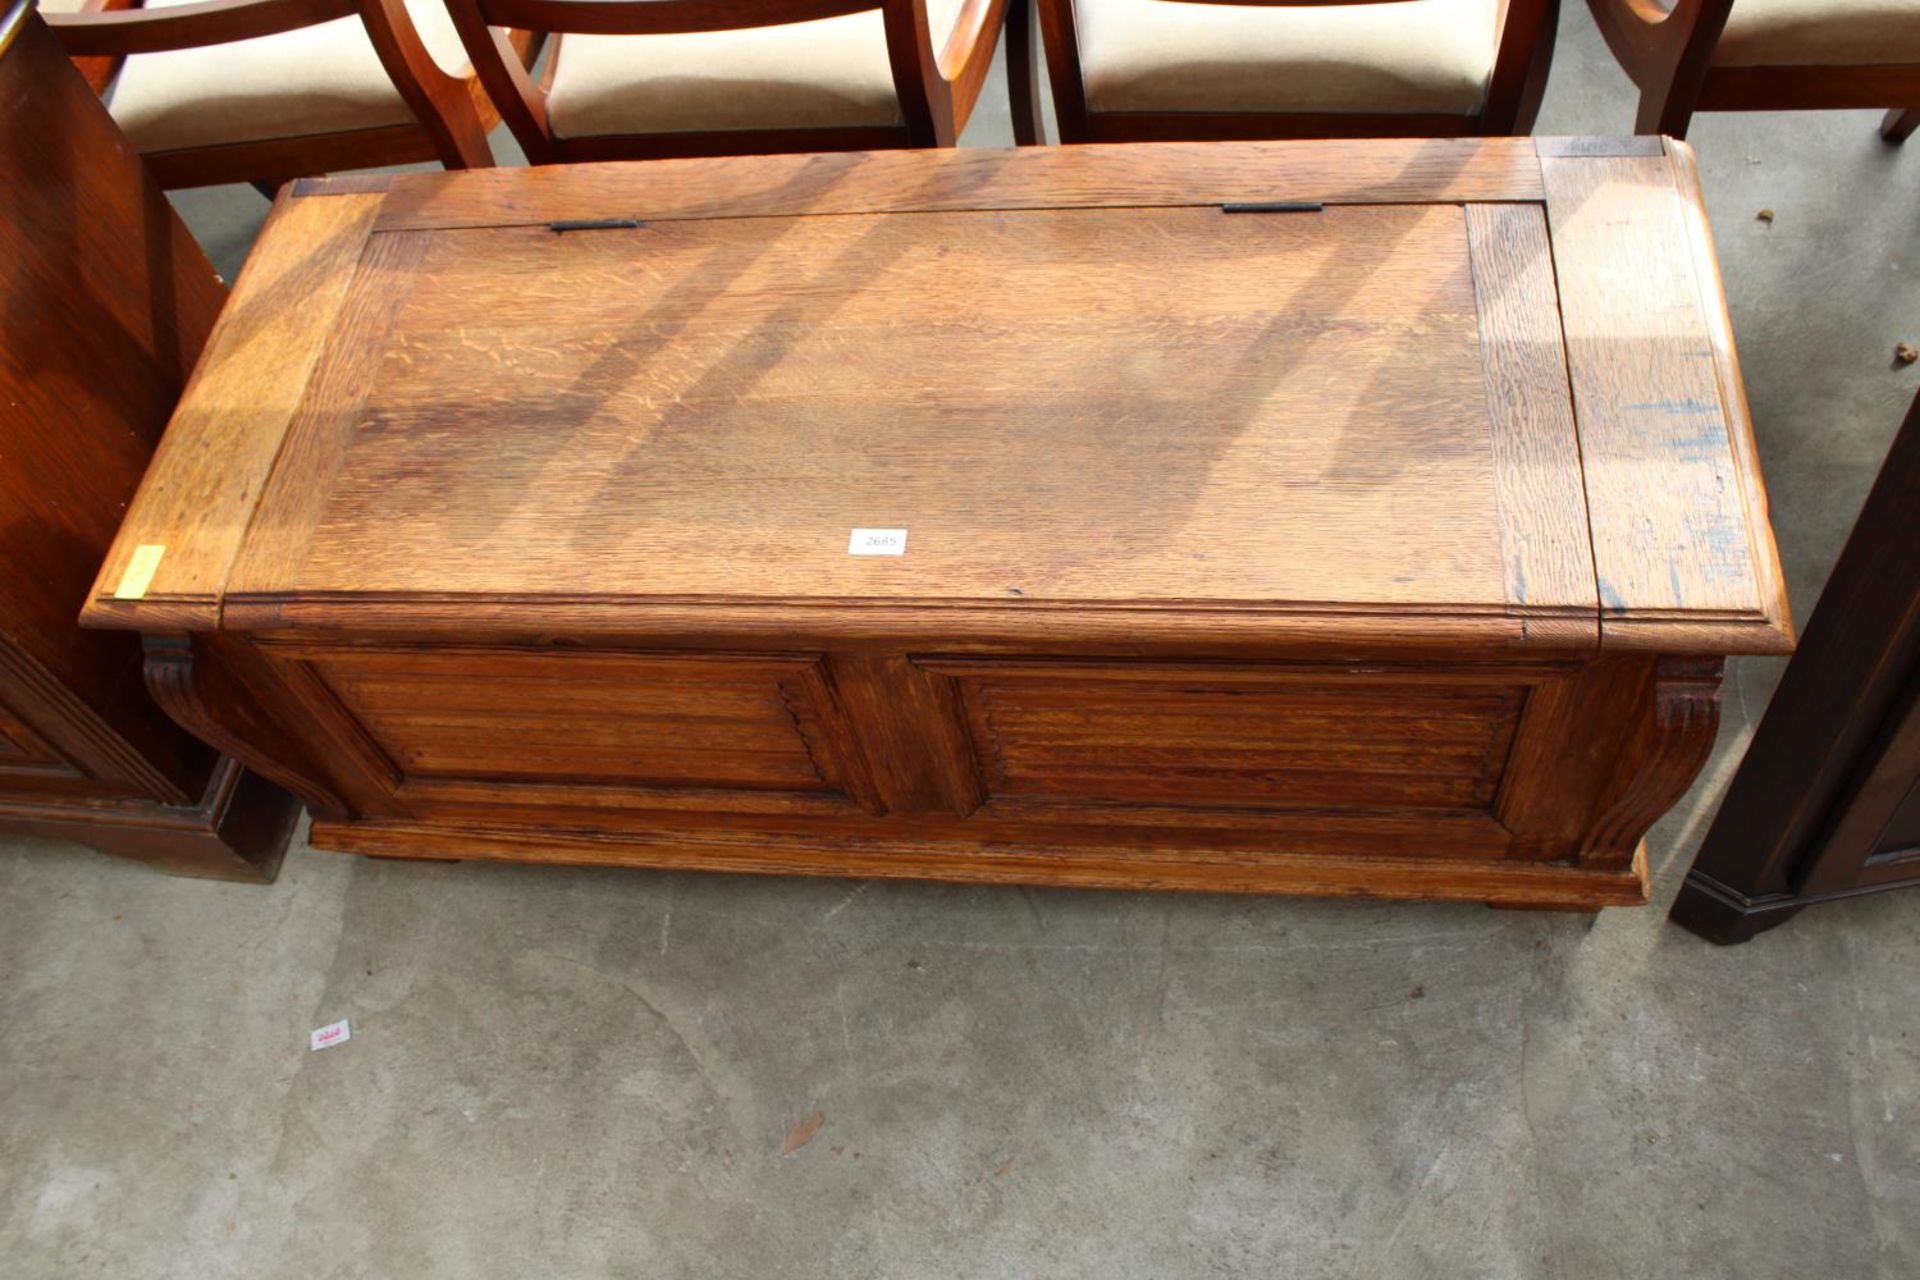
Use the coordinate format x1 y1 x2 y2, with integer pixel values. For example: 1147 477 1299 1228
473 0 876 33
43 0 357 55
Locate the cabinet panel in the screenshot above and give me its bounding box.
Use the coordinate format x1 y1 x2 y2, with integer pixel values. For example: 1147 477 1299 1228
1858 698 1920 887
919 659 1528 821
283 645 882 816
0 653 190 804
1871 779 1920 863
0 699 85 789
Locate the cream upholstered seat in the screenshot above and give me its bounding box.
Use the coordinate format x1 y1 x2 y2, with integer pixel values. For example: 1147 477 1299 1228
543 0 967 138
98 0 472 153
1070 0 1503 117
1584 0 1920 137
1714 0 1920 68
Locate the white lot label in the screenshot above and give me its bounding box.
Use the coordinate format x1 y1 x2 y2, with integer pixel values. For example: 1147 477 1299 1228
310 1019 352 1052
848 528 907 557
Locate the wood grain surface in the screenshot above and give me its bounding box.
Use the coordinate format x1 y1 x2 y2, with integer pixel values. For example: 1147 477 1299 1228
1540 145 1789 654
368 137 1549 230
309 815 1653 908
1463 200 1597 647
85 138 1791 655
222 203 1542 631
85 191 382 630
1662 138 1791 650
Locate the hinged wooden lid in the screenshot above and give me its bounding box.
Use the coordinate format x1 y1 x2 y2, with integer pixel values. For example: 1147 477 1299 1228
82 138 1791 654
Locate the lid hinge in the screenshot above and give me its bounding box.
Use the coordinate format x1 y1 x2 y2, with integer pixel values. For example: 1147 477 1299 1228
548 218 642 234
1220 201 1324 215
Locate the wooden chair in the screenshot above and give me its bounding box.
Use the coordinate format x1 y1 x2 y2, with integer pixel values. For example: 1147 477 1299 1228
36 0 131 93
1586 0 1920 141
443 0 1011 161
1022 0 1561 143
40 0 541 188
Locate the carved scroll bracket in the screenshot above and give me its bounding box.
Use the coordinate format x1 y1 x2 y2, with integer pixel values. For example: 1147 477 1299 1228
1579 655 1724 868
142 632 354 821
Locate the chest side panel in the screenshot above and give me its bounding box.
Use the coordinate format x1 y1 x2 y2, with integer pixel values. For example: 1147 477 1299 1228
937 663 1522 812
262 643 884 818
904 656 1623 862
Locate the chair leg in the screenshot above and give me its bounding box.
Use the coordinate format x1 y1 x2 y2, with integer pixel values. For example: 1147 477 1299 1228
1007 0 1044 145
1882 107 1920 144
1505 0 1560 136
1636 85 1695 139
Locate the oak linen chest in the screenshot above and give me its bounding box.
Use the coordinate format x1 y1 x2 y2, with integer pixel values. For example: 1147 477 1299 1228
83 138 1793 910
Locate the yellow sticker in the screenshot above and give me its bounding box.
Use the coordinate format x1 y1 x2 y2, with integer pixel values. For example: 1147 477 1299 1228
113 544 167 600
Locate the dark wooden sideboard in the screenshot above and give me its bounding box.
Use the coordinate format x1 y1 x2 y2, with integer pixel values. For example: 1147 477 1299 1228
0 0 296 879
1674 390 1920 942
81 138 1791 907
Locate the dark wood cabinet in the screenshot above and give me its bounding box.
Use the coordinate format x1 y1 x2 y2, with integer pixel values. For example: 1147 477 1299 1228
0 0 296 880
1674 390 1920 942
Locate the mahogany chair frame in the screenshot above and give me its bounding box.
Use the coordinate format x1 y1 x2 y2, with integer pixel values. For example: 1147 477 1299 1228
43 0 541 188
52 0 133 93
445 0 1012 162
1023 0 1560 144
1586 0 1920 141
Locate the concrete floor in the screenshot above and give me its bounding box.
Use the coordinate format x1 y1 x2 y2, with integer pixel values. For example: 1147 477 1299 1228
5 10 1920 1278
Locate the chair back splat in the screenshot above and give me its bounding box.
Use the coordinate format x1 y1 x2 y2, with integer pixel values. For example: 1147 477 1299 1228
448 0 1012 161
1586 0 1920 140
42 0 544 188
1033 0 1561 142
